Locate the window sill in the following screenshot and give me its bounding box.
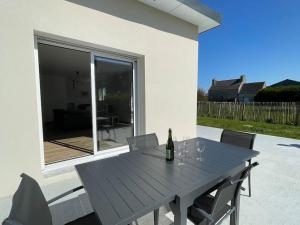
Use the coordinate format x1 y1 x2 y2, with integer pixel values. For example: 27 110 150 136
42 146 129 177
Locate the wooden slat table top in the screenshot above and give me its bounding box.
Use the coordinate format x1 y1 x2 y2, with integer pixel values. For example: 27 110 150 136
75 137 259 225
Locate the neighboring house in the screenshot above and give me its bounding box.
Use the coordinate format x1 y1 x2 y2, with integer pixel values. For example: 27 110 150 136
208 75 245 102
0 0 221 218
270 79 300 87
238 82 266 103
208 75 265 102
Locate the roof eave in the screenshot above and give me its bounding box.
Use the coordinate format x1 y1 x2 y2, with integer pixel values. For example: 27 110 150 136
137 0 221 34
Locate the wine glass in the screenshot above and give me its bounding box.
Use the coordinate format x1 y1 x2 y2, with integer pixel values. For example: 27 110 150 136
177 141 185 166
173 136 178 146
132 138 137 151
196 140 205 161
173 136 178 154
182 136 190 155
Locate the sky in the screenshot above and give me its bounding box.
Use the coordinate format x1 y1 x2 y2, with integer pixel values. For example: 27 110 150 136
198 0 300 91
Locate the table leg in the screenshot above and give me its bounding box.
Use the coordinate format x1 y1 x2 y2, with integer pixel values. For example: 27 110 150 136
154 209 159 225
170 200 187 225
235 192 240 225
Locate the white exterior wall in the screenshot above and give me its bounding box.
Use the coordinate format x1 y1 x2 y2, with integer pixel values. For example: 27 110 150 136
0 0 198 215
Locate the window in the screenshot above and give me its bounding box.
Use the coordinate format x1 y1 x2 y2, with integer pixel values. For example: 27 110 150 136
98 87 106 101
37 40 136 166
94 56 134 151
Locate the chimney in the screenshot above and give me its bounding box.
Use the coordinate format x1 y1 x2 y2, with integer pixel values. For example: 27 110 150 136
212 79 217 86
240 75 246 83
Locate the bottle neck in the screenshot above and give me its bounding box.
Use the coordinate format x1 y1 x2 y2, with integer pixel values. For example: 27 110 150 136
168 129 172 139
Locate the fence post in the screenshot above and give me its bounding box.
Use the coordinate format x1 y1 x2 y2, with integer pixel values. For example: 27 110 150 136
296 102 300 126
197 101 298 126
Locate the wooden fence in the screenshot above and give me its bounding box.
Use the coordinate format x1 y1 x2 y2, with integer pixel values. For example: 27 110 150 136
197 101 299 125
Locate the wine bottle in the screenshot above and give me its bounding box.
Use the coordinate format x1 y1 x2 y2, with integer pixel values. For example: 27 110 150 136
166 128 174 161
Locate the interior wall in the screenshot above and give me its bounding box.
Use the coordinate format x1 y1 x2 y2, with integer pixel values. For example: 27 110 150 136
65 76 91 108
40 73 91 122
40 74 67 122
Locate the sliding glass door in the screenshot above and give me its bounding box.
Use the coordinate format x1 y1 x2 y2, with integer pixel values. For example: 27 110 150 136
38 43 94 164
37 40 136 166
93 56 135 151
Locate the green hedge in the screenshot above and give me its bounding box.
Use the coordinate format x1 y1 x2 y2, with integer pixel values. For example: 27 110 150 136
254 85 300 102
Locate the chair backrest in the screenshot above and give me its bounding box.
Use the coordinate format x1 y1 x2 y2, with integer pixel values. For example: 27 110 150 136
211 162 259 217
220 129 256 149
2 174 52 225
127 133 159 151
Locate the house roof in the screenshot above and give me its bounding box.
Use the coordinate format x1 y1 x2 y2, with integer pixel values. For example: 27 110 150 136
239 82 265 94
137 0 221 33
271 79 300 87
209 78 242 91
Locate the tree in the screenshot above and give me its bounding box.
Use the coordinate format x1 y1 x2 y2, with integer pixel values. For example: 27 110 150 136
254 85 300 102
197 88 208 101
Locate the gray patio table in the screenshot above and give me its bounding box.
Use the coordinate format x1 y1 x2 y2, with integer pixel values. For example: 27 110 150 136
75 137 259 225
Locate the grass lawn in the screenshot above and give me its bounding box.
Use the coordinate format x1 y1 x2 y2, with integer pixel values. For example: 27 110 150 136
197 116 300 140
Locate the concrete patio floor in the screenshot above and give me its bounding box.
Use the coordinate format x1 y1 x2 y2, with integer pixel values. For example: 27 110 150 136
196 125 300 225
139 125 300 225
1 125 299 225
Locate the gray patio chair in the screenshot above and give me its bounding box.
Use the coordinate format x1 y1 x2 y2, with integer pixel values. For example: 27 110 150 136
188 162 259 225
127 133 159 225
220 129 256 197
127 133 159 152
2 173 100 225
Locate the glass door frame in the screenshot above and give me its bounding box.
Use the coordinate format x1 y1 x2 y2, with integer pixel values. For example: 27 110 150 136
34 36 139 170
90 52 137 155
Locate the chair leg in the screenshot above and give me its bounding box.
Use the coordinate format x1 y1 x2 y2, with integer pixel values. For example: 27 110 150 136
248 172 251 197
154 209 159 225
248 159 252 197
128 220 138 225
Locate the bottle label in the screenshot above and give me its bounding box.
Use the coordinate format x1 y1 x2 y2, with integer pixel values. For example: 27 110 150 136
166 149 171 160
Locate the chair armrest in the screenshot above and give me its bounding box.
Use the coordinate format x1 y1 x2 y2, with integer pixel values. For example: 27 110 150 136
192 206 214 222
230 178 244 185
47 185 83 205
2 219 23 225
230 178 247 191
